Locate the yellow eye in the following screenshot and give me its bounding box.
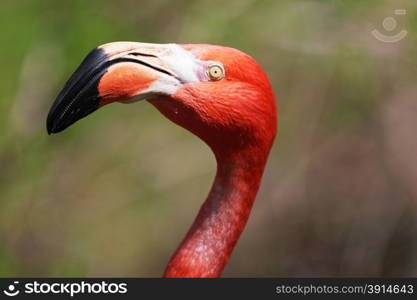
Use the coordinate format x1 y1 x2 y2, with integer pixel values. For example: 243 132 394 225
207 65 224 80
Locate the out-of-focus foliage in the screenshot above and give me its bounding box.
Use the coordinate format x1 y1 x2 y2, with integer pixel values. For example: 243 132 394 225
1 0 417 276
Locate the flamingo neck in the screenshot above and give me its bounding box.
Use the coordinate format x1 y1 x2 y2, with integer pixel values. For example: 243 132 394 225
163 147 269 277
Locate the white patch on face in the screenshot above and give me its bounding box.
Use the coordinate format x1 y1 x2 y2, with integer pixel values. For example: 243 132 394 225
161 45 224 83
163 44 203 84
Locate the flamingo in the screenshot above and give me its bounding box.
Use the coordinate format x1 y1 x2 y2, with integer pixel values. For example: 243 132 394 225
47 42 277 278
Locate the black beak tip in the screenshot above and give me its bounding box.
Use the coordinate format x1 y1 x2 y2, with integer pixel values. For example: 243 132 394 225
46 47 108 135
46 121 58 135
46 117 54 135
46 116 55 135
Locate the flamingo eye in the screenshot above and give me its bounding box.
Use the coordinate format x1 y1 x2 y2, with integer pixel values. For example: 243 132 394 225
207 64 225 81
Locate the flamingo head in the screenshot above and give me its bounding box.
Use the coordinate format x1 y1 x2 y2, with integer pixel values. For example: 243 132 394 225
47 42 277 156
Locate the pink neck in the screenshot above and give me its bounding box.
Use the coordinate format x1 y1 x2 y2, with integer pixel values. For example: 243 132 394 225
163 147 268 277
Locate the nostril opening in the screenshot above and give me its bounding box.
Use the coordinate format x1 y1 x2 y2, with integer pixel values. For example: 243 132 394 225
129 52 157 58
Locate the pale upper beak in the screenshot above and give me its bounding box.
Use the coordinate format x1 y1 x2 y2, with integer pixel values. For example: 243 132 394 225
46 42 202 134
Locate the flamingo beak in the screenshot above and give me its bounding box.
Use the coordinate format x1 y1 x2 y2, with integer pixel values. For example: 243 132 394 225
46 42 193 134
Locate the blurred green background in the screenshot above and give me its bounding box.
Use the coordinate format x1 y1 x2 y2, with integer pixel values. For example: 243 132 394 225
1 0 417 277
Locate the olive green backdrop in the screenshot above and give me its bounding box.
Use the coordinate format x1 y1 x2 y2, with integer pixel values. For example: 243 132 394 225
1 0 417 276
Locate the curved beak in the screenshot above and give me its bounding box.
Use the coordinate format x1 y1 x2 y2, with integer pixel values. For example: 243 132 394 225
47 42 195 134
